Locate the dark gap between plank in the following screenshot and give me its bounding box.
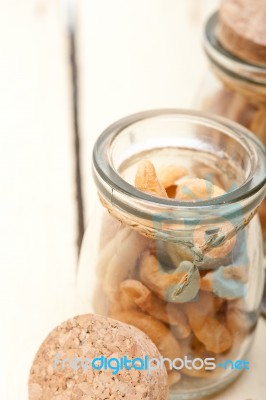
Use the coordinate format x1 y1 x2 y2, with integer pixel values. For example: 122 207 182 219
66 8 85 255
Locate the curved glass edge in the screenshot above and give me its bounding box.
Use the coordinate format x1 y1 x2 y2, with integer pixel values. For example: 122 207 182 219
93 110 266 218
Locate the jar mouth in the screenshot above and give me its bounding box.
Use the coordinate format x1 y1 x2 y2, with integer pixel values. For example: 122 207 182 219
204 12 266 85
93 109 266 217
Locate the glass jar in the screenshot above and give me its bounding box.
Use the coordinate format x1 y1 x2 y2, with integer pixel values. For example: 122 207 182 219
78 110 266 399
196 12 266 247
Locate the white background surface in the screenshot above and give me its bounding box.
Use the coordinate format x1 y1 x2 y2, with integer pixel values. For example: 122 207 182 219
0 1 265 399
78 0 220 216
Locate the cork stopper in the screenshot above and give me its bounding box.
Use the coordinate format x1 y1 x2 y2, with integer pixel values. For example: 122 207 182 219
217 0 266 65
28 314 168 400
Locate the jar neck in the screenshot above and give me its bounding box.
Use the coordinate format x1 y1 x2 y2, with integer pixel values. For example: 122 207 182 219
97 181 264 242
92 110 266 236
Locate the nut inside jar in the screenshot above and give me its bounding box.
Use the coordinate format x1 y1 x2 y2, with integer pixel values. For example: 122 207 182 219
94 153 256 392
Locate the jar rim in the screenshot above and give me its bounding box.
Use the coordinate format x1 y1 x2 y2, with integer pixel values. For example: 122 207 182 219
93 109 266 216
204 12 266 86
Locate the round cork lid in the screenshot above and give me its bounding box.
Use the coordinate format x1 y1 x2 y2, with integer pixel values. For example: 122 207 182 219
28 314 169 400
217 0 266 65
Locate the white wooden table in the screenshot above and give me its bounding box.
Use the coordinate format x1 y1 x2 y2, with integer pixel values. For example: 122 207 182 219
0 1 264 399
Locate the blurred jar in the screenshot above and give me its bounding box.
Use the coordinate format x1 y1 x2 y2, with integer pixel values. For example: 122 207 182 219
196 12 266 246
78 110 266 399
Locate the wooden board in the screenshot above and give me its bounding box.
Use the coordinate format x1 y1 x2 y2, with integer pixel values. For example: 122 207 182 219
0 0 77 398
77 0 220 221
0 0 264 398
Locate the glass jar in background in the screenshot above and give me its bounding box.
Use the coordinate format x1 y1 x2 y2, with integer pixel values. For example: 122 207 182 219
196 12 266 247
78 110 266 399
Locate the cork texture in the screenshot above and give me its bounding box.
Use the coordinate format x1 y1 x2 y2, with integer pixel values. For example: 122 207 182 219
28 314 168 400
218 0 266 65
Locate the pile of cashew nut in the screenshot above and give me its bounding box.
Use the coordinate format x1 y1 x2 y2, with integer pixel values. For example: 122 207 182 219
95 160 251 387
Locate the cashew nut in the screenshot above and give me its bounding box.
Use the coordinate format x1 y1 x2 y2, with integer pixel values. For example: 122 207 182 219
111 310 181 366
223 265 249 283
164 241 194 265
179 336 220 378
157 164 188 189
119 280 191 338
135 160 167 198
199 273 213 293
191 317 232 354
139 252 181 299
176 178 225 201
119 279 152 311
139 253 199 303
192 162 226 190
200 266 247 299
167 370 181 386
167 304 191 339
166 261 200 303
193 220 236 260
184 292 232 354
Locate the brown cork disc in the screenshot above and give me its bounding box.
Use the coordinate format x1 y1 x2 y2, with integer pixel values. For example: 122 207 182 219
217 0 266 65
28 314 168 400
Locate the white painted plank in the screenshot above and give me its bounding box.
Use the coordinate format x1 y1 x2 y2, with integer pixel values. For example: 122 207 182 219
77 0 219 219
0 1 77 398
